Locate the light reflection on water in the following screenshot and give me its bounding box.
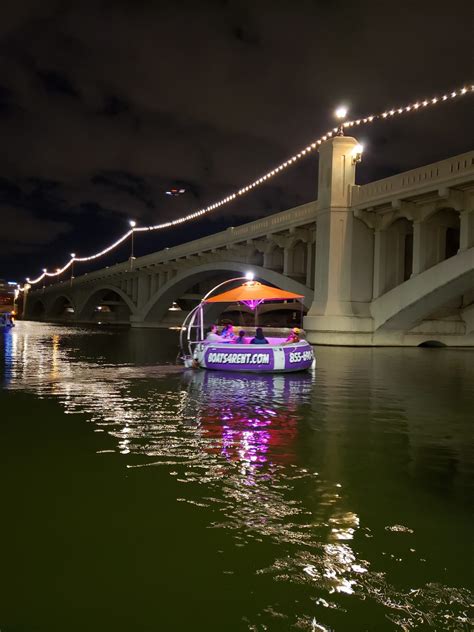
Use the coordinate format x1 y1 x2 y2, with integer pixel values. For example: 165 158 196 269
1 323 473 631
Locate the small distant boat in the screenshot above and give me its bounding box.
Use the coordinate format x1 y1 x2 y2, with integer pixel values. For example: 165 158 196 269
0 312 15 328
179 274 315 373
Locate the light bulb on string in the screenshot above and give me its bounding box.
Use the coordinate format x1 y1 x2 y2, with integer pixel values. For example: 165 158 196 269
23 82 473 287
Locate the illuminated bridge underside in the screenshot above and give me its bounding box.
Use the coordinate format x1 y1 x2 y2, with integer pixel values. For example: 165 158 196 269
25 143 474 346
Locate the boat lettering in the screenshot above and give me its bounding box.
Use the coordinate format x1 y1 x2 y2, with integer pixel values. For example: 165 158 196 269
288 350 313 363
207 352 271 365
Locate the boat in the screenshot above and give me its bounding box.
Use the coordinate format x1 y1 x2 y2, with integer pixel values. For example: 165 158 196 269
0 312 15 328
0 279 16 328
179 274 315 373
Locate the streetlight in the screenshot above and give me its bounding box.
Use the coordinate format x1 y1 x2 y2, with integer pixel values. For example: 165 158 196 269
335 105 348 136
351 144 364 164
70 253 76 286
129 220 136 269
42 268 47 291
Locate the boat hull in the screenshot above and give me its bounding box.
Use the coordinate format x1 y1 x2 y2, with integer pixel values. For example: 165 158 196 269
195 340 314 373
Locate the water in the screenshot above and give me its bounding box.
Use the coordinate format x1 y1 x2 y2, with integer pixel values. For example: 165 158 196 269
0 322 472 631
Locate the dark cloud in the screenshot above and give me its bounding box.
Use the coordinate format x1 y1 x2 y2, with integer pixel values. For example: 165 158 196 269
101 96 130 117
1 207 71 256
36 68 79 98
0 0 472 280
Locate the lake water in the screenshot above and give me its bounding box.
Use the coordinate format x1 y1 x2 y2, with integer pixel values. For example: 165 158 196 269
0 322 472 631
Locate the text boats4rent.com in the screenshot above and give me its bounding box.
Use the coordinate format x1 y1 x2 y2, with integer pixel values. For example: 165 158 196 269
206 351 271 365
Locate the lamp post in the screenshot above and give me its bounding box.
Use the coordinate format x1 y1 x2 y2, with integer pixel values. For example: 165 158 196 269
335 106 348 136
23 279 30 319
129 220 136 269
351 144 364 164
42 268 47 292
70 253 76 286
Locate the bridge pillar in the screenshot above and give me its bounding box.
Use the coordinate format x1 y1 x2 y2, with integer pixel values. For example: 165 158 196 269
137 273 151 308
412 207 461 275
304 136 374 343
305 239 315 289
283 246 292 276
372 229 387 298
459 209 474 251
412 219 427 275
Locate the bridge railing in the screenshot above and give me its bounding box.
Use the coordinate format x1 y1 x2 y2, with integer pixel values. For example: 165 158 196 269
121 200 318 268
228 200 317 240
351 151 474 208
30 200 319 290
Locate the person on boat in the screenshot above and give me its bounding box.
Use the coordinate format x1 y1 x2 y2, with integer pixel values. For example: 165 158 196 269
235 330 246 344
206 325 222 342
220 323 236 341
284 327 301 344
250 327 269 344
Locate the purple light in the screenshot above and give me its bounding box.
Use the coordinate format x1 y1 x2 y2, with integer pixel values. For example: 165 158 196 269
242 299 264 310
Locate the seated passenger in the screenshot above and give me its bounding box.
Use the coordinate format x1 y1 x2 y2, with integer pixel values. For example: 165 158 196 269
235 330 246 344
250 327 269 344
220 323 236 341
284 327 301 344
206 324 222 342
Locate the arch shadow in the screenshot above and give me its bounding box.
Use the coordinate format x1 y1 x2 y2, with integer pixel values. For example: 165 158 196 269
27 298 46 321
46 293 77 319
77 284 137 323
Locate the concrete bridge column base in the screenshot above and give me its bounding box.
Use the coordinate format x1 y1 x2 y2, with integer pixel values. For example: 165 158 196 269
305 316 474 346
304 313 374 345
306 329 474 347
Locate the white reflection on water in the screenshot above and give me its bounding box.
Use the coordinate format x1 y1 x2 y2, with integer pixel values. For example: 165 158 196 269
2 324 473 631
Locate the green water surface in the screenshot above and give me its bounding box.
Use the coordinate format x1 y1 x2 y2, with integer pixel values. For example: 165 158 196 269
0 322 472 631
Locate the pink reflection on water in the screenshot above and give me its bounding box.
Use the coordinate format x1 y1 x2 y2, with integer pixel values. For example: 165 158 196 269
203 403 297 469
189 371 313 469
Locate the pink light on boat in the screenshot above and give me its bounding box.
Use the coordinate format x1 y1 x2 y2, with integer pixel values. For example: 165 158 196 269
242 299 264 310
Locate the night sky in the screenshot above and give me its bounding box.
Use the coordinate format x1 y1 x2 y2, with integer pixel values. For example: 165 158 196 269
1 1 472 282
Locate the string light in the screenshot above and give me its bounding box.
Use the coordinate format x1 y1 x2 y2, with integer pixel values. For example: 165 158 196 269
24 83 473 286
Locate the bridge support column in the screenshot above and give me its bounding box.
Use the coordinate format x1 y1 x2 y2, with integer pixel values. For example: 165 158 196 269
137 273 151 308
459 209 474 251
304 136 374 344
283 246 292 276
373 229 387 299
150 272 159 295
159 271 167 287
305 240 314 289
411 220 426 275
411 215 445 276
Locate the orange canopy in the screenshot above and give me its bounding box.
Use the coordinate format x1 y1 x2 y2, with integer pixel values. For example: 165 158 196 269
205 280 304 303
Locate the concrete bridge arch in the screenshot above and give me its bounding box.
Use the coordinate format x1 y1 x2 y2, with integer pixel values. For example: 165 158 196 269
28 296 47 320
46 293 77 319
76 284 138 322
135 261 313 325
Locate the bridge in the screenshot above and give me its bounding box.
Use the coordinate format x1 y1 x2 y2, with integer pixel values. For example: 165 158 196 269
24 135 474 346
